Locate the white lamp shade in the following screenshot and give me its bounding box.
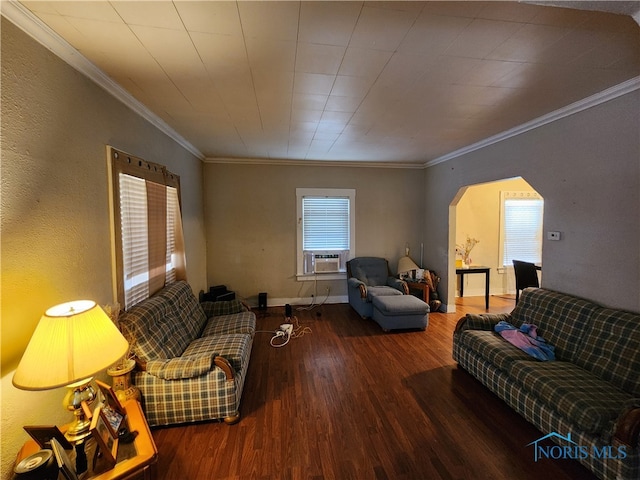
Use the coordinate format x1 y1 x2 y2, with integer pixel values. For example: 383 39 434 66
397 256 419 274
13 301 129 391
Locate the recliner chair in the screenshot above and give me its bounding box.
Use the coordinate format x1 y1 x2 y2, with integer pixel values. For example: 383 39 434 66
346 257 408 318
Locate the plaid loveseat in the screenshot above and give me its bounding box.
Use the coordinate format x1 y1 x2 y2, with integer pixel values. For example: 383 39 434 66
453 288 639 480
118 281 256 426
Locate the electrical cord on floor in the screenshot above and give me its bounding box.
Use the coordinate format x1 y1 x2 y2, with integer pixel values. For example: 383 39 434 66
255 314 312 348
288 315 312 339
270 330 290 348
255 329 291 348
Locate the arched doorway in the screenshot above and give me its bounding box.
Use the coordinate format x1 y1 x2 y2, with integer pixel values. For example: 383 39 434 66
447 177 543 312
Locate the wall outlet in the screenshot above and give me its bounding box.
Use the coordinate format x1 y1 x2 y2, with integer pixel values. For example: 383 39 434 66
547 231 561 241
280 323 293 336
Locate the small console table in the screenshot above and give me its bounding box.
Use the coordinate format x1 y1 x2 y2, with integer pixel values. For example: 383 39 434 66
456 266 491 309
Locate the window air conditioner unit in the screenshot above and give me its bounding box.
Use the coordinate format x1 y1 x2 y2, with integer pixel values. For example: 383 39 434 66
303 251 348 274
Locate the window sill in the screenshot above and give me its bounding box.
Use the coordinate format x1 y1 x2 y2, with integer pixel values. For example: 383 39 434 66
296 272 346 282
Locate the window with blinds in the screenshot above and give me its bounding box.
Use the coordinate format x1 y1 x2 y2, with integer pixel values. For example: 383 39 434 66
302 197 350 251
110 147 186 309
296 188 355 276
499 191 544 267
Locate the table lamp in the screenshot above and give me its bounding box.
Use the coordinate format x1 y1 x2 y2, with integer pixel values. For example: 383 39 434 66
13 300 129 442
397 256 419 280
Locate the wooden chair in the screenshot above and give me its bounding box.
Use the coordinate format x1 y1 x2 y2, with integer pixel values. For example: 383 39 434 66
513 260 539 304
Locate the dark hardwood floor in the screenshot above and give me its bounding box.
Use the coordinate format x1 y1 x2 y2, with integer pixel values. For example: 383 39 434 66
151 296 598 480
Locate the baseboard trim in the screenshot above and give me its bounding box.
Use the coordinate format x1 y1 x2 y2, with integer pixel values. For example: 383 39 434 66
247 295 348 309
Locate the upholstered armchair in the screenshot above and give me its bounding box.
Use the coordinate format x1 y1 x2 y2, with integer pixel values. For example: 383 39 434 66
346 257 409 318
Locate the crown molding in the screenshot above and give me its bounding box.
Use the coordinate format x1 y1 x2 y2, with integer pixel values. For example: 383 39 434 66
1 1 204 160
424 75 640 168
204 157 424 169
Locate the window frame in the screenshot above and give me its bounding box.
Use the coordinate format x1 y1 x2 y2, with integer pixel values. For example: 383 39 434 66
499 191 544 268
108 146 185 309
296 188 355 280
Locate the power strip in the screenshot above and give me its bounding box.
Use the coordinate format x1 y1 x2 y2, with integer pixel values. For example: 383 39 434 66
280 323 293 336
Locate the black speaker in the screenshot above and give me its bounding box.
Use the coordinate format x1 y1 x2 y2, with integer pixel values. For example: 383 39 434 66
285 304 292 318
14 449 57 480
258 292 267 310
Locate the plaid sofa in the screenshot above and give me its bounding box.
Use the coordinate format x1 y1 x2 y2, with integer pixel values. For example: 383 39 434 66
453 288 639 480
118 281 256 426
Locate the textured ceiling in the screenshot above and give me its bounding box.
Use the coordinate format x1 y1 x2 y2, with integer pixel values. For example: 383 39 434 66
13 1 640 165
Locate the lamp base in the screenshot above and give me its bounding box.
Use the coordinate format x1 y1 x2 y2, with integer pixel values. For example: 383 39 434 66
63 378 96 443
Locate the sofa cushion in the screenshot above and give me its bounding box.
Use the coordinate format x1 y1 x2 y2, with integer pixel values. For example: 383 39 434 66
119 295 188 361
373 294 428 315
510 360 633 435
366 286 403 302
146 354 214 380
202 311 256 337
456 330 538 373
183 334 252 373
573 308 640 396
156 280 208 341
509 289 599 361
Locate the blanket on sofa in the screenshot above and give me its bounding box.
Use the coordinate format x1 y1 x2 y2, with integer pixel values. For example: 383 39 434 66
494 321 556 361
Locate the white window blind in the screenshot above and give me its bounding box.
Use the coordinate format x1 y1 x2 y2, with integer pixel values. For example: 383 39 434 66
119 174 150 308
302 197 350 250
500 191 543 267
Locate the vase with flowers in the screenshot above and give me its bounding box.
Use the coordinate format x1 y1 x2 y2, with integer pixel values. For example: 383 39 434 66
456 236 479 269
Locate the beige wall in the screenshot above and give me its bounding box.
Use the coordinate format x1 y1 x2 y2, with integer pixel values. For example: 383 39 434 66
204 163 425 306
1 19 207 476
455 177 537 296
424 91 640 312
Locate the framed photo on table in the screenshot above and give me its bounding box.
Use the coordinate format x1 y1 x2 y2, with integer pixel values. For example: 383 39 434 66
95 379 126 416
95 379 125 435
23 425 73 450
51 437 78 480
90 406 118 469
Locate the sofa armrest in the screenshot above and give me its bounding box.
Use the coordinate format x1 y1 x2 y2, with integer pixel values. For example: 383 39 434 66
348 278 367 299
136 354 236 382
201 299 246 317
455 312 512 333
146 354 215 380
387 277 409 294
214 356 235 381
614 405 640 448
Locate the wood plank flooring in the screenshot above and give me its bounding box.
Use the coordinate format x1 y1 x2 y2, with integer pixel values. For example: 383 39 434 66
151 296 598 480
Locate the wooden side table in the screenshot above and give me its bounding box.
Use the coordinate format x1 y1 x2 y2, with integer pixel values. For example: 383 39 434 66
405 281 430 303
15 399 157 480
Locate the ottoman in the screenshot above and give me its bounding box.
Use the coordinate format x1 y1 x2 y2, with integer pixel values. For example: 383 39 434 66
372 295 429 332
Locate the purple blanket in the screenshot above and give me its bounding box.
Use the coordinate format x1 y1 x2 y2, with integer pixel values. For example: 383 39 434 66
494 321 555 361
